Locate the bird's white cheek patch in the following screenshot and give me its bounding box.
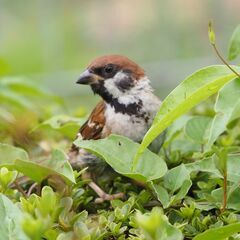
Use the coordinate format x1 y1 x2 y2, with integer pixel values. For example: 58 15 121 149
103 72 130 98
104 79 122 98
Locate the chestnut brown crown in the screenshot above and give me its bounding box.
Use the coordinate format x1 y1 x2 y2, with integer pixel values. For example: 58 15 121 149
76 55 145 85
88 55 145 79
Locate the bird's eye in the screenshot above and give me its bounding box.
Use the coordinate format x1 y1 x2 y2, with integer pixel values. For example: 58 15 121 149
104 64 114 74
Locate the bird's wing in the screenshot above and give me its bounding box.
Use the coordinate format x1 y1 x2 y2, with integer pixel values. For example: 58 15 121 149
79 100 106 140
68 101 107 168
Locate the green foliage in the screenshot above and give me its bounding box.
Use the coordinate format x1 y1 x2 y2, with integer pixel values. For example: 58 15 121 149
34 115 84 139
185 116 212 144
228 24 240 60
1 24 240 240
74 134 167 182
0 144 75 184
133 65 240 167
193 223 240 240
0 194 29 240
134 208 183 240
207 78 240 148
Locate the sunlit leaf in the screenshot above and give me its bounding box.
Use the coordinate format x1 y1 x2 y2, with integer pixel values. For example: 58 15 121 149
133 65 240 169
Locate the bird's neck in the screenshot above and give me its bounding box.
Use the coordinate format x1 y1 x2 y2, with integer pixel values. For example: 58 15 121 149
92 76 157 115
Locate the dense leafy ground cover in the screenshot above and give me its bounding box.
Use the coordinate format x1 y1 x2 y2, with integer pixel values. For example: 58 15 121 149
0 24 240 240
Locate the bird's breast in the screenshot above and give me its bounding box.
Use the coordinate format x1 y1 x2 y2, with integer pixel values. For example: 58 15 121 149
103 95 160 142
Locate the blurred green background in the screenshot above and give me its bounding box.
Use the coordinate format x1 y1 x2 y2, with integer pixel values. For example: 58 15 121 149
0 0 239 108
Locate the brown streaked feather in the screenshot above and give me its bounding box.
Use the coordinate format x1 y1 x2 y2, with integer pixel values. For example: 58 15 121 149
69 101 107 155
79 100 106 140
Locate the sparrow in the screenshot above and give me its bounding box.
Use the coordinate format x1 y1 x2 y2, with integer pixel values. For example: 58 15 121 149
69 55 165 202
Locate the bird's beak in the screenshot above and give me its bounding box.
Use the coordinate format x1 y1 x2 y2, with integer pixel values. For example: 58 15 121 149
76 69 100 85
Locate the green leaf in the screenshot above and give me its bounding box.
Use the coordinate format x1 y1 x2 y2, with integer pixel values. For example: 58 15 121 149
74 134 167 182
211 186 240 211
34 115 84 138
0 144 75 184
193 222 240 240
213 147 227 176
135 208 183 240
186 154 240 184
228 24 240 60
0 194 29 240
207 78 240 147
163 115 191 147
163 164 190 193
172 179 192 203
133 65 240 168
185 116 212 144
151 183 170 209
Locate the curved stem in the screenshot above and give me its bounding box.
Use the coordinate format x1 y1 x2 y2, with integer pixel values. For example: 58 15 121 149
211 43 240 78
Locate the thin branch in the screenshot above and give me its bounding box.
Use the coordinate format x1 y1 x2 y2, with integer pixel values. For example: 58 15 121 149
27 182 38 197
14 180 27 198
211 43 240 78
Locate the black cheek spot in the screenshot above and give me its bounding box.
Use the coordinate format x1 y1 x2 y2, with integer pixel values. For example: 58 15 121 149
116 76 134 91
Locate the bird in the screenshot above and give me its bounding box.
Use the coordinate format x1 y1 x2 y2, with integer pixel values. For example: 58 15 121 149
69 55 165 202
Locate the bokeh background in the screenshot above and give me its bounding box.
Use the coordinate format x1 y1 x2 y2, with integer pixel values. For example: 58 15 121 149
0 0 239 109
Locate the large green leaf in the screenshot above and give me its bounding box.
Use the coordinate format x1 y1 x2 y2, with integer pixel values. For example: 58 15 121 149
133 65 240 169
0 143 75 184
0 194 29 240
74 134 167 182
228 24 240 61
193 222 240 240
207 78 240 147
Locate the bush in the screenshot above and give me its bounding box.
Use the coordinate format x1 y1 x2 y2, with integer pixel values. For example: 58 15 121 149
0 23 240 240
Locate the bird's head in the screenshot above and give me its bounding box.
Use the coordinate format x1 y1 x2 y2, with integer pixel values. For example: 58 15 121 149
76 55 151 102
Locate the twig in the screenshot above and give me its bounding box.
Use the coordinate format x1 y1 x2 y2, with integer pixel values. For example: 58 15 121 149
14 180 27 198
211 43 240 78
27 182 38 197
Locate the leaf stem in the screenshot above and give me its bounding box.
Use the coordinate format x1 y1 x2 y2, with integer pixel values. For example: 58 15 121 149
221 171 227 213
211 43 240 78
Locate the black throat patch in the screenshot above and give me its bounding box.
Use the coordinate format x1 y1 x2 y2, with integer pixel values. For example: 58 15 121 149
90 81 143 116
